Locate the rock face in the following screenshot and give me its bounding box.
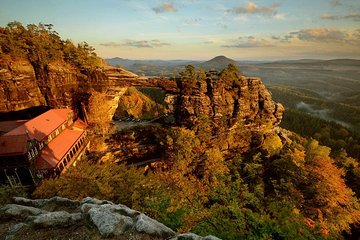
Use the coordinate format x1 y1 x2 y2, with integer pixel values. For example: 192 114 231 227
0 196 220 240
0 56 177 114
0 58 46 112
175 70 284 133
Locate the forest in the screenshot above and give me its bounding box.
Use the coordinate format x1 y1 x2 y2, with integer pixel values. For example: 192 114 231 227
0 21 102 71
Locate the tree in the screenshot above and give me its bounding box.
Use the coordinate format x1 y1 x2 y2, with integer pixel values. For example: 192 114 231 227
0 22 102 70
220 64 242 82
87 90 113 136
180 65 196 86
197 68 206 82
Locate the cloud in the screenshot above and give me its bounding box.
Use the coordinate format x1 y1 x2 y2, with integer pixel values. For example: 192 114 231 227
124 40 152 48
99 42 122 47
227 2 280 16
320 13 338 20
234 15 249 21
330 0 343 7
291 28 348 42
222 37 274 48
273 28 360 45
203 40 215 44
273 13 286 20
185 18 202 25
148 39 171 47
100 40 171 48
321 13 360 21
153 2 177 14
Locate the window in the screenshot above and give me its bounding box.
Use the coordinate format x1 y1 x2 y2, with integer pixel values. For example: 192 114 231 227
34 148 38 155
28 152 32 160
59 163 64 171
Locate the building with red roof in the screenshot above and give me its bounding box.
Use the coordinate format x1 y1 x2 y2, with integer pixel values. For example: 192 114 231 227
0 109 88 186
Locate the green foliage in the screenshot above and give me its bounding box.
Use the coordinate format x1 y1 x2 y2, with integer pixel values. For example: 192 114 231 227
220 64 242 85
33 161 154 208
136 87 166 105
63 40 101 70
180 65 197 87
262 133 283 157
0 21 101 70
269 84 360 133
197 68 206 82
180 65 196 79
281 109 360 159
87 90 112 136
115 87 165 120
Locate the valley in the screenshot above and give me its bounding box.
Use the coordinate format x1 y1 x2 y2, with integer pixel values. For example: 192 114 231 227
107 56 360 133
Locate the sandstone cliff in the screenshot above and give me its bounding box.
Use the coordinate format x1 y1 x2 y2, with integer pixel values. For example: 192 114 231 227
0 56 176 115
175 70 284 134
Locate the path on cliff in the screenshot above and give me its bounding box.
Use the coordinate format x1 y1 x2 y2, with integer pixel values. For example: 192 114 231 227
112 114 168 131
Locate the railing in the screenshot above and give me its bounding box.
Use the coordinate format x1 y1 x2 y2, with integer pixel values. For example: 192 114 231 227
60 139 90 174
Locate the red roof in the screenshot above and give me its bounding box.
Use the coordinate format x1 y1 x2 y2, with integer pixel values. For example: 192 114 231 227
72 119 88 130
0 134 30 156
35 128 84 170
4 109 72 142
0 120 28 134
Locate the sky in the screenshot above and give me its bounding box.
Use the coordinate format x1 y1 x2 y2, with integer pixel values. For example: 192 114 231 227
1 0 360 60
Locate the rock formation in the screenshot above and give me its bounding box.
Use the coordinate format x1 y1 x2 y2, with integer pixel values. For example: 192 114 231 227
0 56 283 138
0 196 220 240
175 70 284 134
0 58 47 112
0 56 177 114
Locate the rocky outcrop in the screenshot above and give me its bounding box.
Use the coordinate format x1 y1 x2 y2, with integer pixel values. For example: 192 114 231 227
0 58 46 112
0 196 220 240
175 70 284 134
0 56 177 114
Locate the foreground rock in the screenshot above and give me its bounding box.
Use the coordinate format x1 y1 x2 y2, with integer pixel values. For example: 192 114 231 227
0 196 221 240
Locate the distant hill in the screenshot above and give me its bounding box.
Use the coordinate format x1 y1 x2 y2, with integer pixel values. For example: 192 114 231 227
106 57 194 68
197 55 239 70
106 57 136 68
262 58 360 66
106 56 241 73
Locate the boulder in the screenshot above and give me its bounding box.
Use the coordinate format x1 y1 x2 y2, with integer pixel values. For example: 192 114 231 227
1 204 47 220
203 236 221 240
88 207 133 236
13 197 47 208
172 233 202 240
134 213 176 238
30 211 82 228
0 196 222 239
81 197 113 205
